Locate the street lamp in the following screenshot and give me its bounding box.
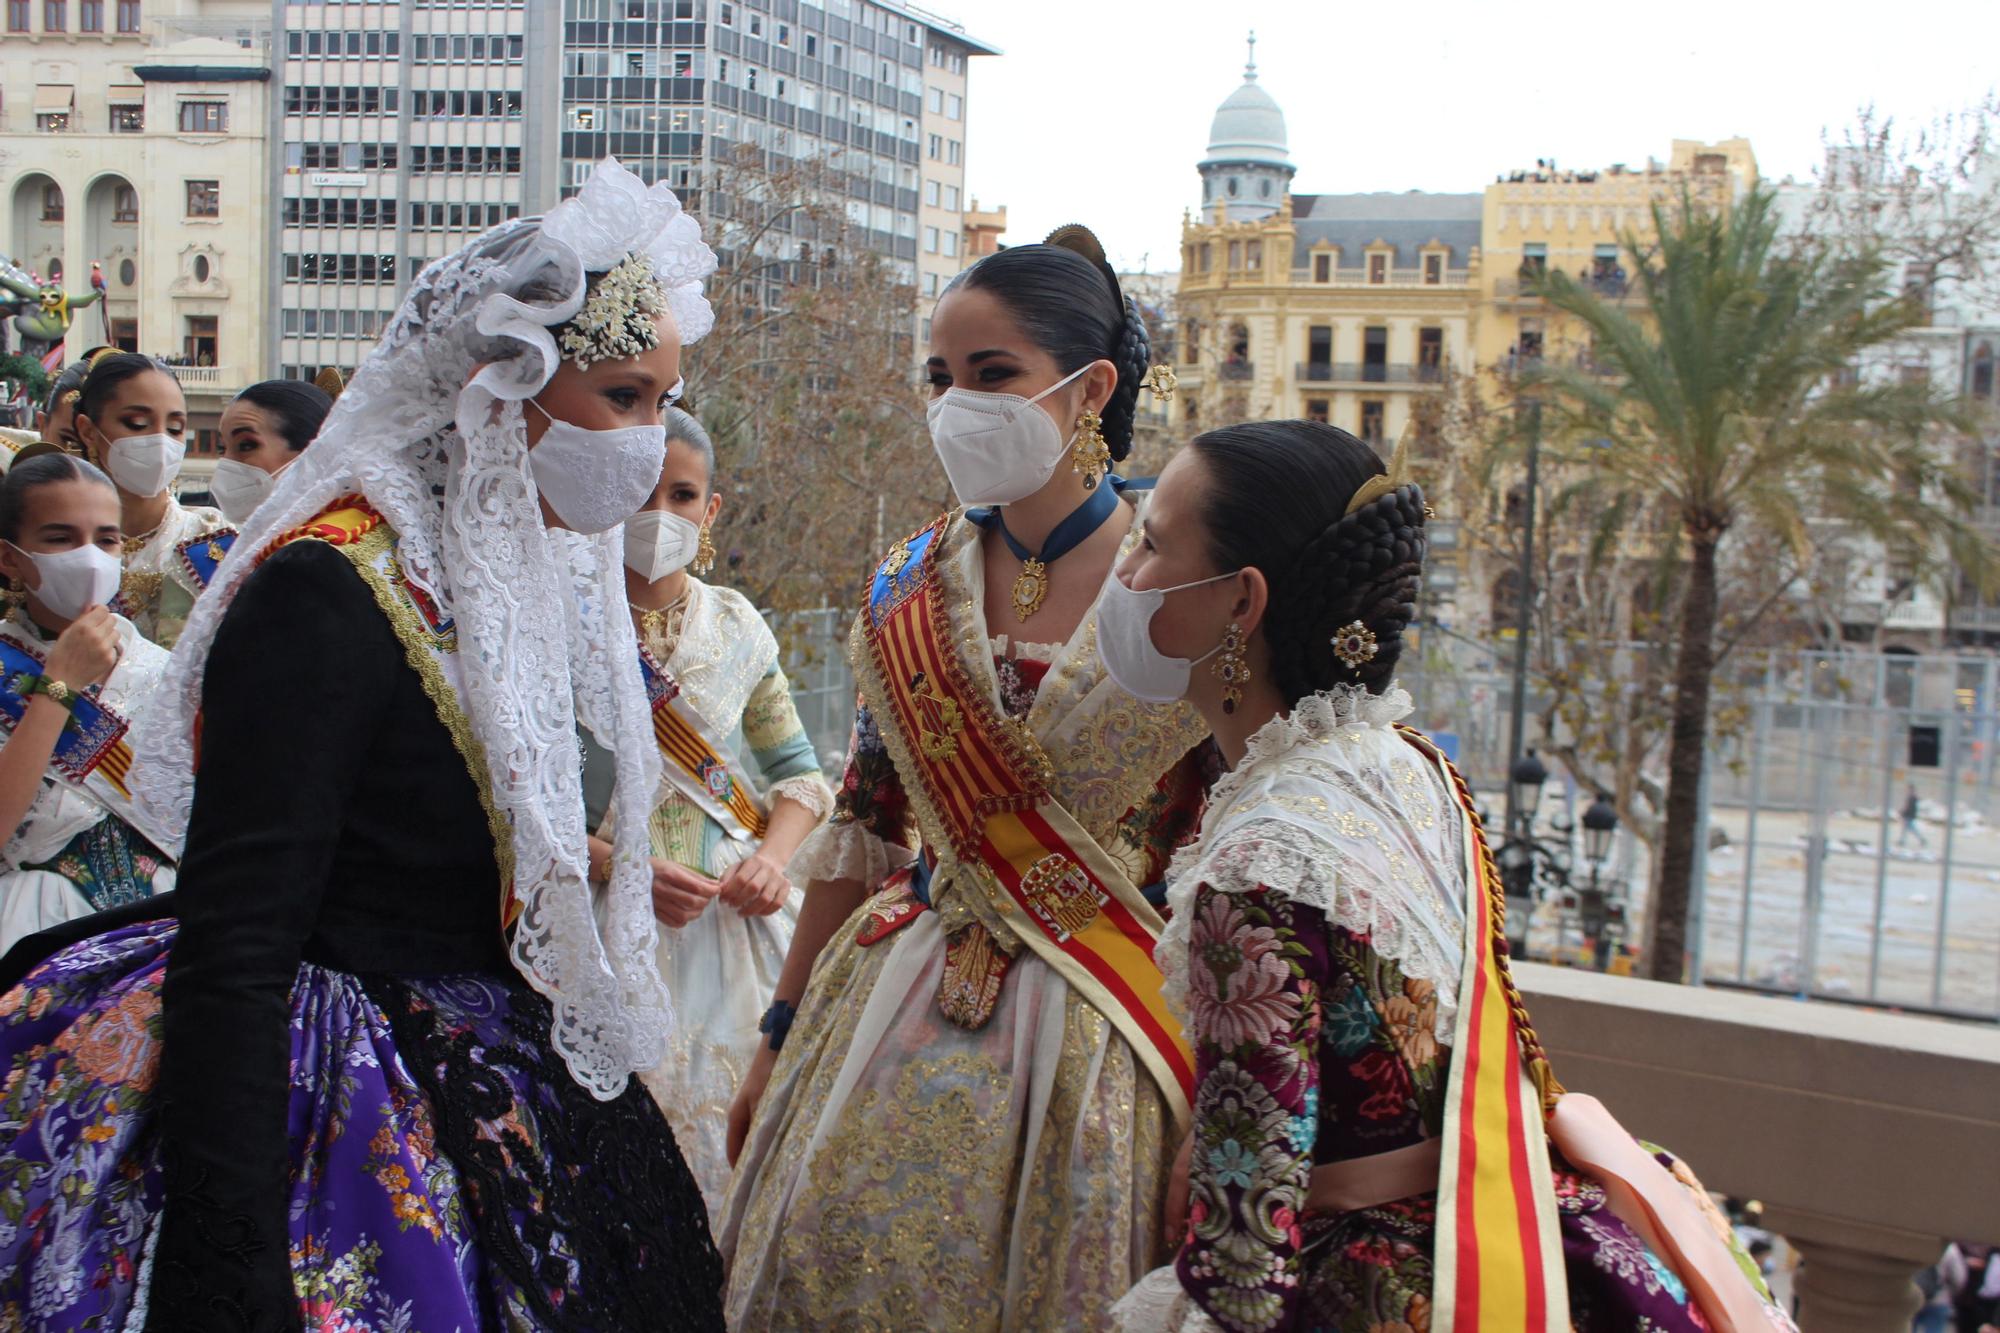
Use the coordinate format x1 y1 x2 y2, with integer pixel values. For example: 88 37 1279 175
1582 794 1618 867
1579 793 1620 970
1509 750 1549 831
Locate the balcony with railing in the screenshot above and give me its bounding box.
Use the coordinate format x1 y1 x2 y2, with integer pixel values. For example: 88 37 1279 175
1492 271 1641 303
1216 360 1255 382
1294 361 1445 388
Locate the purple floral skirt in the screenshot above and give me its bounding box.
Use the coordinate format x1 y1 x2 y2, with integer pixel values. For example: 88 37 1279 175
0 919 723 1331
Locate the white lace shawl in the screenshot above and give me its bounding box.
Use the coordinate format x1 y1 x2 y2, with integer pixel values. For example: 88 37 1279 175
1158 684 1468 1036
128 159 717 1100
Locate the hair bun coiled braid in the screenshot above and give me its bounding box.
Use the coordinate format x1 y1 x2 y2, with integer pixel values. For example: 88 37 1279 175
1045 223 1149 459
1263 482 1429 700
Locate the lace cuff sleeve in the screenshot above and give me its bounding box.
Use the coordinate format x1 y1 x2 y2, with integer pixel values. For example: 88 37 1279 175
769 772 836 825
788 818 916 886
1111 1268 1225 1333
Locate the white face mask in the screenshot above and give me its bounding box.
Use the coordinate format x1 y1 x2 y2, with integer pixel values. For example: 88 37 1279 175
624 508 703 583
925 363 1091 507
525 400 668 536
1094 569 1238 703
208 457 289 525
10 542 123 623
104 432 186 498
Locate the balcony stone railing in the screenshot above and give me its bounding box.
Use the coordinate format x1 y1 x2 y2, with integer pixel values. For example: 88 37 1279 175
1295 361 1445 387
1518 962 2000 1333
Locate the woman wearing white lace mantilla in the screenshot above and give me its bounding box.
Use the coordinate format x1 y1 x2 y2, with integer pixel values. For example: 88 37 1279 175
581 406 832 1219
0 159 730 1329
1103 420 1794 1333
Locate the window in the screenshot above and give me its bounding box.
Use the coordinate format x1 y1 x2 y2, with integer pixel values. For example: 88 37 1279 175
1259 178 1271 198
111 318 137 352
1519 242 1547 279
110 105 143 132
1306 399 1329 423
42 0 62 29
946 93 961 120
805 33 816 56
922 271 939 297
924 180 939 207
1227 241 1240 269
777 21 789 44
1197 243 1211 273
1360 401 1385 445
118 258 135 285
178 100 228 133
927 86 942 113
927 133 941 160
1423 252 1442 285
947 139 961 166
1418 327 1443 379
943 230 958 258
924 225 939 253
37 112 70 132
717 0 732 22
943 184 959 211
185 179 220 217
1363 326 1387 381
748 12 760 36
113 183 138 221
192 254 210 283
1306 326 1331 372
1367 252 1387 284
1247 240 1262 269
78 0 98 27
5 0 25 28
1182 317 1200 364
115 0 137 29
184 315 218 366
46 258 62 284
746 67 759 92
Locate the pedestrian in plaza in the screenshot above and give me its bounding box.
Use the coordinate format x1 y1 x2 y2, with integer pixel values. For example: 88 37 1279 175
68 351 227 646
1108 420 1795 1332
1900 783 1928 850
0 452 177 954
722 225 1210 1329
0 157 727 1330
579 404 834 1222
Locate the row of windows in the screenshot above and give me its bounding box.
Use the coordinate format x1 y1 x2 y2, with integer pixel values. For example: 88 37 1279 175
284 253 397 281
281 307 397 337
408 145 522 173
925 133 960 166
5 0 140 33
30 99 223 135
285 86 399 115
285 29 400 56
921 180 961 211
922 86 962 120
408 201 520 229
283 196 398 226
285 30 527 61
293 142 398 170
33 181 138 221
410 89 525 118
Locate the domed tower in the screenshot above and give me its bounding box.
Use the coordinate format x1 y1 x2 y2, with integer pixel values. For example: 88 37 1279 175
1198 32 1295 223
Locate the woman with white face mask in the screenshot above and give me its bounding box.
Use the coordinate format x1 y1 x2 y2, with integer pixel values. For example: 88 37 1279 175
573 406 831 1222
722 227 1213 1329
1106 421 1795 1333
0 452 175 954
204 378 335 527
0 159 729 1328
69 353 226 648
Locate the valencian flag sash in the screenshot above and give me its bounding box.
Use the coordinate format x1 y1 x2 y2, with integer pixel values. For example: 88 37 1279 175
0 634 176 852
176 527 238 591
856 516 1194 1126
636 647 768 842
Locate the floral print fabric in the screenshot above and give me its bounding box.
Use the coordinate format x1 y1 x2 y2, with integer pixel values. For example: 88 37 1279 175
1176 883 1746 1333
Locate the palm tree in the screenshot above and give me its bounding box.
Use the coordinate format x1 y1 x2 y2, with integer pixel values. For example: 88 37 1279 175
1526 184 1992 983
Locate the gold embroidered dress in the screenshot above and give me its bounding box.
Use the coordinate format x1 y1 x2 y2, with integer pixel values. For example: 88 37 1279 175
721 508 1213 1331
602 577 833 1219
117 498 228 648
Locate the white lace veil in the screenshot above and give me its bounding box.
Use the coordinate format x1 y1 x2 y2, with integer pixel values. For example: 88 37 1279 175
129 159 719 1099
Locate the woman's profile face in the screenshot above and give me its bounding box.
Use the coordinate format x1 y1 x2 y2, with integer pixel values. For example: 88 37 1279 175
525 312 684 446
1115 447 1239 663
39 396 79 453
217 401 298 476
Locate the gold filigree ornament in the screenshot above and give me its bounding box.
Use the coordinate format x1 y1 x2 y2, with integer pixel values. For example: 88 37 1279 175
1142 363 1177 403
558 252 671 371
911 671 965 762
1332 620 1380 670
692 521 717 576
1071 408 1111 491
1213 621 1249 715
1012 557 1050 621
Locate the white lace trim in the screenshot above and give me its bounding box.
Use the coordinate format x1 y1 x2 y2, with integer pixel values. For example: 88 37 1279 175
1109 1268 1222 1333
768 771 836 825
1159 683 1466 1036
787 819 916 885
128 159 717 1101
989 633 1062 665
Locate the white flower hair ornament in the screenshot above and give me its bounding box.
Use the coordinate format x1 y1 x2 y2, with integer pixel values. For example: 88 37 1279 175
543 158 718 366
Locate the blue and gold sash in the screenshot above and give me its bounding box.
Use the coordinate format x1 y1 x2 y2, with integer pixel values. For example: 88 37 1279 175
175 526 238 591
855 516 1195 1126
637 648 768 842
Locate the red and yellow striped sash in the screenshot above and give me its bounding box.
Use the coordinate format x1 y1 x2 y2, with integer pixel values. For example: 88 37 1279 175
638 650 768 841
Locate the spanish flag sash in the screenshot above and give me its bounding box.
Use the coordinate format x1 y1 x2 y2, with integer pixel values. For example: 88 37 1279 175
1400 728 1570 1333
636 647 768 842
855 517 1194 1126
175 526 239 591
0 633 175 853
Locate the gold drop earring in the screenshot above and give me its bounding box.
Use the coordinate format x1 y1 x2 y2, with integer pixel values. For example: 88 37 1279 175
1212 622 1249 715
1071 408 1111 491
692 521 717 576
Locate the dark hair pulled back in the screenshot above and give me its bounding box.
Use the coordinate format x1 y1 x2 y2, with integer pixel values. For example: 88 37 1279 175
663 405 716 494
76 353 179 426
1189 420 1427 704
40 347 113 418
0 452 116 544
232 379 334 452
948 224 1150 460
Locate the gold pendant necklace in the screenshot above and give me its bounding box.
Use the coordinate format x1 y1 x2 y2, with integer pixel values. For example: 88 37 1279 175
1011 558 1049 620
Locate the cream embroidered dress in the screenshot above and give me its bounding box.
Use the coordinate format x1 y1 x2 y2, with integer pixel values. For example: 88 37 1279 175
116 498 228 648
596 577 833 1219
0 612 175 952
721 510 1214 1331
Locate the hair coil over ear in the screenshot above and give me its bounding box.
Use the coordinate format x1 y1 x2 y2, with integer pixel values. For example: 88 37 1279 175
1043 223 1148 461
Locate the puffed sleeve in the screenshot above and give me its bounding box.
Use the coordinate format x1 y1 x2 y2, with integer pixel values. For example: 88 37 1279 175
786 694 918 887
146 541 402 1332
740 662 834 823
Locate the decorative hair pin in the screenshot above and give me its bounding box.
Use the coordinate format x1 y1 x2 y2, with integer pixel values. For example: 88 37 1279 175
314 366 347 402
1344 433 1414 516
560 252 671 370
1142 363 1178 403
1332 621 1379 669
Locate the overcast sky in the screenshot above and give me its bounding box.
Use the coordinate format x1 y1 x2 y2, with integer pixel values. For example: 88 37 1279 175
953 0 2000 274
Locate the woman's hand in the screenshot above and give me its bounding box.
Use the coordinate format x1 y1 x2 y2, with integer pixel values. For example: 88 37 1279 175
727 1041 778 1167
649 857 720 927
1163 1130 1195 1249
44 606 120 692
717 849 793 917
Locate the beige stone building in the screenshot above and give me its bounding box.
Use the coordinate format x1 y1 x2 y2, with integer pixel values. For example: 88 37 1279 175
2 0 270 448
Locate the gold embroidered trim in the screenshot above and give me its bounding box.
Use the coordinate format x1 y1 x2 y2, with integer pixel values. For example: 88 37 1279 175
326 523 517 905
